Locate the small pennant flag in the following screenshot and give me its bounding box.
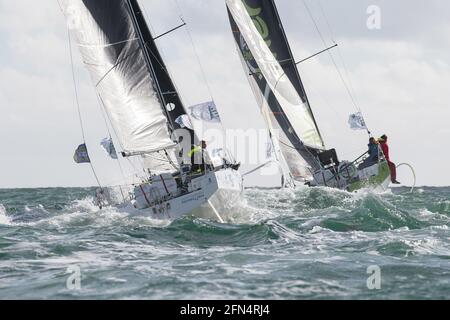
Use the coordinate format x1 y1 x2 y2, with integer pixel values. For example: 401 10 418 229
348 112 367 130
189 101 221 123
100 138 118 159
73 144 91 164
175 114 194 130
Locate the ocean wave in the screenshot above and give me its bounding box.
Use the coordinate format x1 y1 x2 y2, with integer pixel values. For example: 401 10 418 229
244 186 434 233
0 186 449 299
0 204 11 225
2 186 448 235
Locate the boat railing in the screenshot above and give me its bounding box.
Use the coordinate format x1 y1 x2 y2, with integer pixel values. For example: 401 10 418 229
317 150 372 187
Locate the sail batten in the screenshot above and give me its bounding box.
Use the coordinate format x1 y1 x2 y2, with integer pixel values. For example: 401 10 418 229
226 0 325 178
61 0 176 155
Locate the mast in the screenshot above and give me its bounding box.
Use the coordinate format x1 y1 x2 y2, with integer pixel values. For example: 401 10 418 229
126 0 196 145
126 0 173 130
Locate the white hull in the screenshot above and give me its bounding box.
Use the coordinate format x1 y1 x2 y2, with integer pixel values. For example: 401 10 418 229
192 168 244 221
126 168 243 222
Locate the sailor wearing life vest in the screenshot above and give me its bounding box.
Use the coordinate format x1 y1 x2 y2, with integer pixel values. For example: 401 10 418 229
188 140 208 173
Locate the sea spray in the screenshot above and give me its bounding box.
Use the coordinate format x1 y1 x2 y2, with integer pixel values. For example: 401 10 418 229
0 204 11 225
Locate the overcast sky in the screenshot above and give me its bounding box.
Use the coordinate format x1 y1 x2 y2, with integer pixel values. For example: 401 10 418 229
0 0 449 188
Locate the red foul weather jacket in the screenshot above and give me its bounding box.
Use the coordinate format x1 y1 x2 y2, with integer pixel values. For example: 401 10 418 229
380 142 390 162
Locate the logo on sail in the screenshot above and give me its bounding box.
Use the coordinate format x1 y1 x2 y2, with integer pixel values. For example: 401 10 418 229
239 0 277 73
189 101 221 123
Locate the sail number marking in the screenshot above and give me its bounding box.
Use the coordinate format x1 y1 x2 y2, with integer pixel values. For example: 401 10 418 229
180 304 270 317
224 304 270 317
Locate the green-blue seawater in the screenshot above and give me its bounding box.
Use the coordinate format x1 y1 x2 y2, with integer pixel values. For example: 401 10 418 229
0 186 448 299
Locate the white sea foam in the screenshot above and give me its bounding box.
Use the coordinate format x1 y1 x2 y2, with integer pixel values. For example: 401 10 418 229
58 197 171 228
0 204 11 225
419 208 449 220
400 238 449 256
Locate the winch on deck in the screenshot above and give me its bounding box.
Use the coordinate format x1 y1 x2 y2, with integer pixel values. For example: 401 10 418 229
318 149 339 169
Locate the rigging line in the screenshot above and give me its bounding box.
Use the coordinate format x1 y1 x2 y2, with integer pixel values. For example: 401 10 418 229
97 95 126 158
306 79 342 120
138 0 182 130
142 44 176 131
140 1 224 147
56 0 63 13
141 3 157 35
96 95 114 140
264 91 324 167
277 137 322 169
173 0 235 158
125 157 141 177
301 1 365 122
140 2 173 86
138 1 187 113
142 38 195 130
174 0 214 102
153 22 187 41
269 0 324 147
144 153 172 163
164 150 179 170
316 0 336 44
144 36 231 158
126 0 175 133
138 155 151 178
142 151 178 171
67 29 102 189
317 0 363 116
242 161 274 177
95 47 141 88
78 38 139 49
96 95 127 202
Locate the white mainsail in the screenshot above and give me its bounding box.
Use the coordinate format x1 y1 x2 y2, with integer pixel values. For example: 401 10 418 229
61 0 175 155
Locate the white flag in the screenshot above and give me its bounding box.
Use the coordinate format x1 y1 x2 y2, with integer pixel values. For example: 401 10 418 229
100 138 118 159
348 112 367 130
189 101 221 123
175 114 194 130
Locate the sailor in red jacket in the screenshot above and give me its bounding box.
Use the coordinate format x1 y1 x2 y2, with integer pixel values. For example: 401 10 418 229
378 134 401 184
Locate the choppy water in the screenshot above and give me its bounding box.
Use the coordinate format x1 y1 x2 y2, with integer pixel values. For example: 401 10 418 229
0 186 449 299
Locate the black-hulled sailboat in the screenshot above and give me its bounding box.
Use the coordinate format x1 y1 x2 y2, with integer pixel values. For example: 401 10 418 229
226 0 391 191
62 0 243 221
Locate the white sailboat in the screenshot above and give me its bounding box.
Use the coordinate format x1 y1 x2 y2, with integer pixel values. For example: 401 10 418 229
226 0 392 192
62 0 243 221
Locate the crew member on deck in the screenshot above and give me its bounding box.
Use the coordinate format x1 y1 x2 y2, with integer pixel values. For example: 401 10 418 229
378 134 401 184
189 140 209 173
359 137 379 169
